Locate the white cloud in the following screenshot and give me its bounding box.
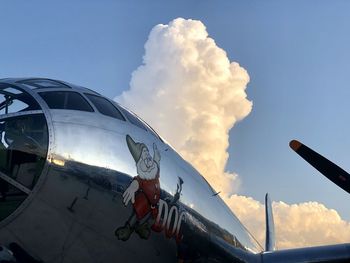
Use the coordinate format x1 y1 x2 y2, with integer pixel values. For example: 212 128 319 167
226 195 350 249
116 18 251 195
116 17 350 249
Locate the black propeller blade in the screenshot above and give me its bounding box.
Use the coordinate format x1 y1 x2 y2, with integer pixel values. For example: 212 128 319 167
289 140 350 194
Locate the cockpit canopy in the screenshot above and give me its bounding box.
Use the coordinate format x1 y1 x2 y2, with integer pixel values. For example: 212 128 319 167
0 84 48 221
0 78 165 223
0 84 40 115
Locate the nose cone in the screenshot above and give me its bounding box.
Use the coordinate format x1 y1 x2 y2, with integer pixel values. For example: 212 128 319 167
0 81 49 222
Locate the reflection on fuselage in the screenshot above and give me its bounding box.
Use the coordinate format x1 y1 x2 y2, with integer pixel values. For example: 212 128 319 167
0 78 262 263
50 109 262 255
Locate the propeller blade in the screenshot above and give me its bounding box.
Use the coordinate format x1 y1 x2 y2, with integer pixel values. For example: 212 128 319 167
289 140 350 194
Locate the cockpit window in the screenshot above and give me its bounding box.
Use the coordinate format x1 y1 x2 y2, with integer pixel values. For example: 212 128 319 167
117 106 163 141
137 115 164 142
39 91 94 112
117 106 147 131
16 79 71 89
84 94 125 121
0 114 48 221
0 85 40 116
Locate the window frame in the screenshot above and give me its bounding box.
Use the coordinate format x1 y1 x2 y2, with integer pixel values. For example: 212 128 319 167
115 104 164 141
16 78 72 90
84 93 126 121
0 84 41 116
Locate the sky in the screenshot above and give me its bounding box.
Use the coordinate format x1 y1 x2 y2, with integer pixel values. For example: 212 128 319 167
1 0 350 248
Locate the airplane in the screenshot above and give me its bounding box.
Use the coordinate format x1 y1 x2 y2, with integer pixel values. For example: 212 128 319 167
0 77 349 263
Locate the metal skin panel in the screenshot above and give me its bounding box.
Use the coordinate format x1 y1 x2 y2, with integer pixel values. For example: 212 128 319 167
0 78 262 263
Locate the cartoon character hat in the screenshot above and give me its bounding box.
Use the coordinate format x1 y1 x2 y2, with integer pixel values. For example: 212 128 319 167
126 135 147 162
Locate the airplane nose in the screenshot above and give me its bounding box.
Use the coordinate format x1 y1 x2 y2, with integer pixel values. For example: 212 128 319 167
0 83 49 221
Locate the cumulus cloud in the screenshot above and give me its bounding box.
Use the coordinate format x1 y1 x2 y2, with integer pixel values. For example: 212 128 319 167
116 17 350 249
226 195 350 249
117 18 251 195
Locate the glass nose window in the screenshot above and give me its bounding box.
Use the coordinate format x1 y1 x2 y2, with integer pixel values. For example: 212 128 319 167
0 85 40 116
0 84 49 221
0 112 48 221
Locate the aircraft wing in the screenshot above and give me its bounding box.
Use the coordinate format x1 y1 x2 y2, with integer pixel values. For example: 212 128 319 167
259 191 350 262
261 243 350 262
215 193 350 263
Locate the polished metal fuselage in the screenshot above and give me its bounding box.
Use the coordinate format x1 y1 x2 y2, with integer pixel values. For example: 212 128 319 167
0 78 262 263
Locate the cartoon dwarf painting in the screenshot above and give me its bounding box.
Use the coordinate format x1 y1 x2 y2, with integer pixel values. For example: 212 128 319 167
115 135 161 241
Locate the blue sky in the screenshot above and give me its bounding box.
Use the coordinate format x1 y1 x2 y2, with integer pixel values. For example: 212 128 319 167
1 0 349 221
